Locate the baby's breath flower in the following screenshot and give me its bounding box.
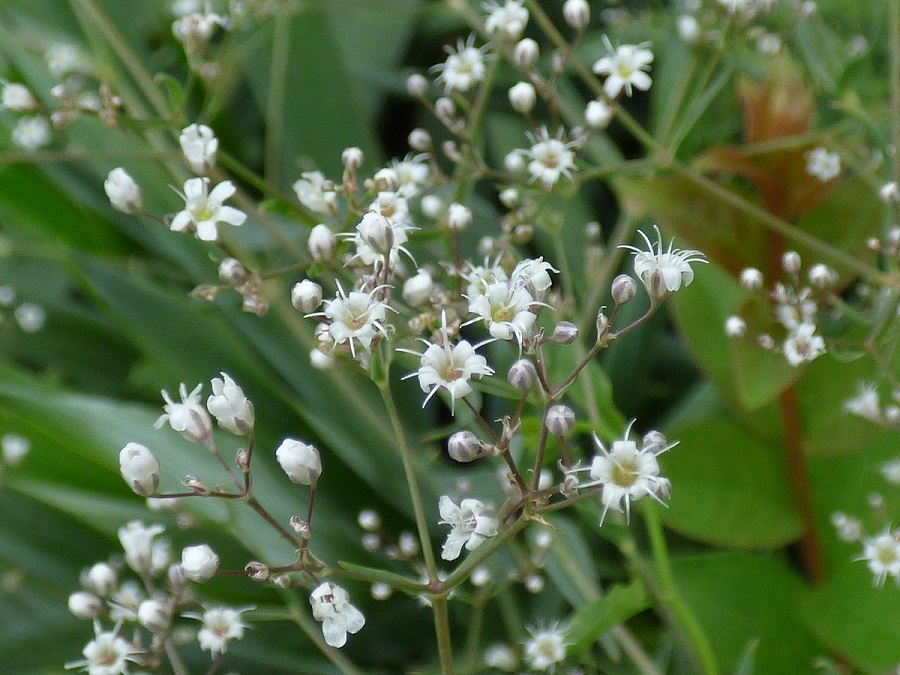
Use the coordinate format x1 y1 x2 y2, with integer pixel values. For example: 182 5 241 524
592 38 654 98
562 0 590 30
388 154 430 196
173 8 229 51
181 544 219 582
292 279 323 313
467 280 540 347
438 495 499 560
68 591 102 620
483 0 529 40
185 606 252 657
783 323 826 366
317 284 391 358
433 35 489 94
485 643 519 671
293 171 337 214
805 147 841 182
14 302 45 332
275 438 321 485
858 529 900 587
514 37 540 69
1 81 37 111
508 81 536 113
207 372 254 435
118 521 166 575
170 177 246 242
524 623 568 672
309 582 366 648
12 115 51 150
104 168 143 213
179 123 218 174
155 383 214 446
402 269 433 307
585 98 613 129
620 226 707 303
881 459 900 485
65 621 141 675
523 127 577 188
844 383 881 423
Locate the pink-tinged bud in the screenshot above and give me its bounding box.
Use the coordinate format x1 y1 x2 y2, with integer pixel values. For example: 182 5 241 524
448 430 482 463
546 404 575 437
292 279 323 313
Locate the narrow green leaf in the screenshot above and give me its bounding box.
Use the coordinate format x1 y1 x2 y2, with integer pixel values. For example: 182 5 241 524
567 580 651 653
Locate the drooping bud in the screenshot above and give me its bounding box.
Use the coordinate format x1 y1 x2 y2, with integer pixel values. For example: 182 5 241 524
275 438 322 485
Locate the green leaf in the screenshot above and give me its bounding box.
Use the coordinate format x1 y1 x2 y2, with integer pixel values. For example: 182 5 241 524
661 420 803 548
567 580 651 653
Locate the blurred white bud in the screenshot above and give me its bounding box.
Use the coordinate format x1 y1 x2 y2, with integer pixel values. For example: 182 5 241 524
138 598 170 632
508 81 536 114
435 96 456 119
446 202 472 230
724 315 747 338
180 544 219 583
782 251 801 274
119 442 160 496
585 99 613 129
87 562 117 597
880 181 899 204
276 438 322 485
1 82 37 111
421 194 444 219
292 279 323 313
307 223 336 262
562 0 590 30
358 510 381 531
524 574 544 593
808 264 837 289
740 267 764 291
406 73 428 97
408 128 431 151
68 591 102 620
218 257 248 284
371 582 392 600
402 269 433 307
514 38 540 69
104 168 143 213
499 188 519 208
677 14 700 43
504 151 526 173
342 146 363 171
508 358 539 392
1 434 29 467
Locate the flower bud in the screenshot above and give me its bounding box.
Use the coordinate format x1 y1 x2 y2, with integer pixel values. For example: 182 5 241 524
87 562 117 597
357 211 394 256
782 250 801 274
508 358 539 392
104 168 143 213
119 442 160 496
642 430 669 455
307 223 336 262
180 544 219 582
724 315 746 338
808 263 837 289
435 96 456 120
739 267 764 291
448 430 482 463
514 38 540 69
290 516 312 538
421 195 443 219
504 151 526 173
499 188 519 208
524 574 544 593
551 321 578 344
371 582 392 600
245 560 270 581
179 123 218 174
1 434 29 466
292 279 323 313
406 73 428 97
218 257 248 285
275 438 322 485
446 203 472 231
357 510 381 531
880 181 900 204
508 81 536 114
138 598 170 632
362 533 381 552
207 372 254 435
677 15 700 43
342 146 363 171
1 82 38 111
596 310 610 337
562 0 590 29
68 591 102 619
611 274 637 305
545 404 575 437
585 99 612 129
408 128 431 151
402 269 433 307
398 532 418 557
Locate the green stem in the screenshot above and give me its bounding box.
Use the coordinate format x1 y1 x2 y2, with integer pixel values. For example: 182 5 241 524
432 595 455 675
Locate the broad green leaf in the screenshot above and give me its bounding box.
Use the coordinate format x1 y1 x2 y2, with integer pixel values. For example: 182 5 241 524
661 420 803 548
567 580 651 653
673 551 824 674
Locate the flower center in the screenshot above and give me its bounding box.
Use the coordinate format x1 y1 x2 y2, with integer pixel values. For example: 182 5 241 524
878 545 898 565
611 459 639 487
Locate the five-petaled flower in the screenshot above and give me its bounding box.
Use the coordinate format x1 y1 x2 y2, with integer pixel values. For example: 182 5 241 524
858 529 900 587
170 177 246 242
592 38 654 98
620 226 707 303
184 606 252 657
433 34 489 94
438 495 499 560
309 582 366 648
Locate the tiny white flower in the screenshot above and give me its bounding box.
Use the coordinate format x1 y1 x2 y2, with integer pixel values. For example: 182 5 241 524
185 606 252 657
275 438 321 485
831 511 863 542
485 643 518 671
155 383 214 446
293 171 337 214
207 372 254 435
446 202 473 230
467 280 540 347
592 38 654 98
805 147 841 182
402 269 433 307
181 543 219 582
433 35 489 94
858 529 900 587
1 433 29 467
524 623 568 671
12 115 51 150
843 383 881 423
402 312 494 414
173 9 229 49
309 581 366 648
483 0 529 40
881 459 900 485
879 181 900 204
179 123 218 174
511 257 557 297
523 127 577 188
1 82 37 111
118 520 166 574
170 177 246 242
783 322 826 366
724 315 747 339
318 284 391 357
620 226 707 303
307 223 337 262
104 168 143 213
677 14 701 43
65 621 141 675
46 44 87 77
119 442 160 496
438 495 499 560
389 154 430 196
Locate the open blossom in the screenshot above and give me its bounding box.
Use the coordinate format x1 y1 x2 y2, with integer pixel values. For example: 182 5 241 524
12 115 51 150
184 606 252 657
318 284 391 357
207 372 254 434
433 35 488 94
402 313 494 414
805 147 841 182
467 280 540 346
511 257 557 298
155 382 214 446
783 322 826 366
438 496 499 560
620 226 707 302
310 582 365 648
483 0 529 40
592 38 654 98
179 123 218 174
118 520 166 574
65 621 141 675
844 382 881 423
170 177 246 242
293 171 337 214
858 529 900 587
173 8 229 50
524 127 577 188
388 154 429 196
524 623 568 672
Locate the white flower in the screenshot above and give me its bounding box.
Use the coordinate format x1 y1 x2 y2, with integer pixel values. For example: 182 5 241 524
46 44 87 77
307 223 336 262
831 511 863 542
484 643 518 671
104 168 143 213
858 529 900 587
1 433 29 467
87 563 117 597
1 82 37 111
275 438 321 485
434 35 488 94
464 260 509 297
309 582 366 648
119 442 160 496
512 257 556 297
65 621 141 675
118 520 166 574
880 181 900 204
483 0 529 40
173 9 229 49
438 495 499 560
724 315 747 338
155 383 214 446
402 269 433 307
109 581 144 623
185 606 251 656
170 177 246 242
14 302 45 332
207 372 254 435
881 459 900 485
293 171 337 214
508 81 536 114
585 422 674 524
181 543 219 582
677 14 701 43
592 38 654 98
783 322 826 366
12 115 51 150
319 284 391 357
402 313 494 414
179 123 218 174
524 127 577 188
805 147 841 182
843 383 881 423
524 623 568 671
620 226 707 302
585 99 613 129
389 154 430 196
467 280 539 346
447 202 473 231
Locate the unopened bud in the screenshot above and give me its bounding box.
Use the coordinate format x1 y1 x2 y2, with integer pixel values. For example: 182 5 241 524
551 321 578 344
596 310 610 336
292 279 323 313
68 591 102 620
611 274 637 304
562 0 590 30
138 599 170 632
245 561 270 581
740 267 764 291
180 544 219 583
357 509 381 531
341 146 363 171
218 257 248 285
290 516 312 539
421 195 443 219
119 442 160 497
546 404 575 437
307 223 336 262
524 574 544 593
362 533 381 552
585 99 613 129
642 430 669 454
880 181 900 204
448 430 482 463
508 81 536 114
402 269 433 307
371 582 392 600
561 473 580 497
499 188 519 208
408 128 431 151
435 96 456 120
398 531 418 557
235 447 250 472
514 38 540 69
725 315 747 338
182 474 209 495
275 438 321 485
513 224 533 243
87 563 117 597
782 250 801 274
508 358 539 392
808 264 837 289
406 73 428 97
